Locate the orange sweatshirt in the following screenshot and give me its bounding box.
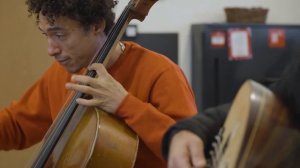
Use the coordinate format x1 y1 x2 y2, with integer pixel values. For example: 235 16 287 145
0 41 197 168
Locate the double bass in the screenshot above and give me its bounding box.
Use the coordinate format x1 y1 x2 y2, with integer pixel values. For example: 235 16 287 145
29 0 158 167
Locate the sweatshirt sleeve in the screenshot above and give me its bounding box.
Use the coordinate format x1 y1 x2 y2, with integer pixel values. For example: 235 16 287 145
0 72 53 150
115 66 198 160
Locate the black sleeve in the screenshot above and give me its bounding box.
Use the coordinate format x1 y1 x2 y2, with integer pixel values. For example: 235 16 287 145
162 103 231 160
269 56 300 125
162 56 300 161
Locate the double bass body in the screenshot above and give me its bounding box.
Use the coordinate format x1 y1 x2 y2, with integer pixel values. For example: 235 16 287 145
47 107 138 168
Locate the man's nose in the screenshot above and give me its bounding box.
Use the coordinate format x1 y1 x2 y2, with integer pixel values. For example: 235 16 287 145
47 39 61 56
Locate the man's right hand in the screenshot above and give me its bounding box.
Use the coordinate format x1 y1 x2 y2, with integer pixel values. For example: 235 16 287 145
167 130 207 168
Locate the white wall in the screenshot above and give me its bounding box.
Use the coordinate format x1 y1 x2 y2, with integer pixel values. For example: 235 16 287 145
115 0 300 82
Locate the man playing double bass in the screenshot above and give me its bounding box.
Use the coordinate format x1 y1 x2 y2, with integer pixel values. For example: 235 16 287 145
0 0 197 167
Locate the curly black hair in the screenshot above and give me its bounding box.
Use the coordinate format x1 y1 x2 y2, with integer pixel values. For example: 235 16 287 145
25 0 117 34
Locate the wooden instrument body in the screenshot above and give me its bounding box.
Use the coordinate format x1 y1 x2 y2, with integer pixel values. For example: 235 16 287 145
42 107 138 168
211 80 300 168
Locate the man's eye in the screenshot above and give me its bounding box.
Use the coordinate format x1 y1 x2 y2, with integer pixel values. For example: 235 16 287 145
56 33 65 39
42 33 48 37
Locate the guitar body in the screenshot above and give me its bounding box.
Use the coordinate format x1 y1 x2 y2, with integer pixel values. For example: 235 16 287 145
212 80 300 168
41 107 138 168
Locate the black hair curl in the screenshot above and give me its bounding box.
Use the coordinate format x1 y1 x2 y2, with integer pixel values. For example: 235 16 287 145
26 0 117 34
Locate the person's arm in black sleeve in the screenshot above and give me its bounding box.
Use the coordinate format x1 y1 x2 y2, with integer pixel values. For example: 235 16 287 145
162 103 230 167
163 56 300 168
267 56 300 166
269 56 300 125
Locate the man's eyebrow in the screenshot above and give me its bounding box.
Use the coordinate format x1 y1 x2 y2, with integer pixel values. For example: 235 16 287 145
38 26 65 33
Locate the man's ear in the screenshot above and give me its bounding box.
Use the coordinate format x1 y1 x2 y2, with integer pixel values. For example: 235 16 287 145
93 20 106 34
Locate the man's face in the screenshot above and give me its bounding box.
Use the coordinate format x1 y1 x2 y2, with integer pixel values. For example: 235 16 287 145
38 14 105 73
